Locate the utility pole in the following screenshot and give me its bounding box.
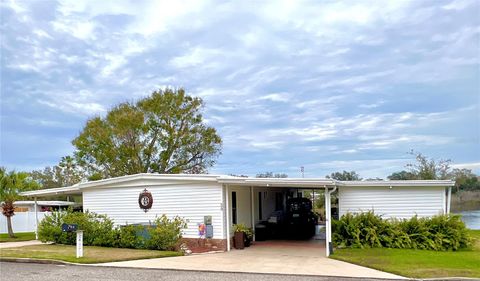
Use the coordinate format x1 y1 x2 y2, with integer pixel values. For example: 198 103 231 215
301 166 304 178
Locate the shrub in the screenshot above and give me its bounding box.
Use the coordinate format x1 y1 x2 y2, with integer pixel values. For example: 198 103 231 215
145 215 187 251
38 209 115 246
332 211 471 251
114 224 147 249
38 210 68 244
38 209 187 251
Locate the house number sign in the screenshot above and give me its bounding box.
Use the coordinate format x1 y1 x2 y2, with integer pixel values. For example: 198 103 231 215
138 188 153 212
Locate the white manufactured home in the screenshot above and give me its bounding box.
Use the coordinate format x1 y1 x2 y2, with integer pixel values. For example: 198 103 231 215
22 174 454 256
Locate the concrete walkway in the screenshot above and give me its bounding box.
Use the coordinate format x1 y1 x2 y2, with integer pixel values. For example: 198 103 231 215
99 241 406 279
0 240 44 249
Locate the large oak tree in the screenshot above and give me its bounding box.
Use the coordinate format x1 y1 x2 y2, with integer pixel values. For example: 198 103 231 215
73 88 222 178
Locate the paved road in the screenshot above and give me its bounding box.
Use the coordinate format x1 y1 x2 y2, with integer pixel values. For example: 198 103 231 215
0 262 401 281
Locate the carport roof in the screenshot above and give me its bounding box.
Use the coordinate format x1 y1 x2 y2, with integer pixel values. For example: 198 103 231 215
20 173 455 197
217 177 336 187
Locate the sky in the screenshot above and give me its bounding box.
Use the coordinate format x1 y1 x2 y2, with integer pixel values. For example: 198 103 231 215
0 0 479 179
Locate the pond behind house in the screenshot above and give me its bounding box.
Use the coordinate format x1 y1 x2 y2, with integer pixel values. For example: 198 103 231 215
456 209 480 230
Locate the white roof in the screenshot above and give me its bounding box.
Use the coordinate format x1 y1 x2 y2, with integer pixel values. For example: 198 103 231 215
20 173 455 197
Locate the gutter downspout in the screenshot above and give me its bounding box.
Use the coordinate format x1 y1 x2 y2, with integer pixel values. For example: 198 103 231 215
447 186 452 214
327 185 337 257
325 185 337 257
34 197 38 240
324 185 330 257
250 186 255 241
224 184 230 251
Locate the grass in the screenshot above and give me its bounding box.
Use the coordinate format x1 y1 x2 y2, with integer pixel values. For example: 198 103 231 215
0 232 36 243
331 230 480 278
0 244 181 264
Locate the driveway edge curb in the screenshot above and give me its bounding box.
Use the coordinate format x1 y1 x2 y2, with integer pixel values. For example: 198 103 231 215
0 257 77 265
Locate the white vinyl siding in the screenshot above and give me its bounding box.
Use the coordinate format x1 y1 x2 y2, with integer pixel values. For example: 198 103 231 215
338 186 446 219
83 182 224 239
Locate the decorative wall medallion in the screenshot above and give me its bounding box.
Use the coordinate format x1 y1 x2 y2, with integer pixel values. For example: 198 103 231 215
138 188 153 212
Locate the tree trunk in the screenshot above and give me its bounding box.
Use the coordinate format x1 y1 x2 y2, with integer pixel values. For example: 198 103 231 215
2 202 16 238
6 215 15 238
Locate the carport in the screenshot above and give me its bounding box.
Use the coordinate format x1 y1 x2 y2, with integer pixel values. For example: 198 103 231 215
217 177 338 257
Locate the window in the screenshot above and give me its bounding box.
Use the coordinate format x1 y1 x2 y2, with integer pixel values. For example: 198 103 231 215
275 192 283 211
232 191 237 224
258 192 263 220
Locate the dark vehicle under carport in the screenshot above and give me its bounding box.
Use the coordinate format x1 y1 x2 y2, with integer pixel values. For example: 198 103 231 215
255 197 318 240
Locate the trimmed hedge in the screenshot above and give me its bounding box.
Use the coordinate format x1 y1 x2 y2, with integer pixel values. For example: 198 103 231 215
332 211 471 251
38 209 186 251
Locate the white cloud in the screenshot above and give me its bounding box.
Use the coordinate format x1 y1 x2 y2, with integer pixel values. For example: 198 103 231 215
442 0 476 10
52 19 96 41
452 162 480 170
2 0 25 12
169 47 221 69
127 0 212 36
258 93 291 103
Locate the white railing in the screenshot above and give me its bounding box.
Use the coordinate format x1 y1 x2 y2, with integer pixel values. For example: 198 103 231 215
0 212 50 234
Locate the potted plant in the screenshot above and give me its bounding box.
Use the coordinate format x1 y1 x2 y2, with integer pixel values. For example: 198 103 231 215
244 227 253 247
233 224 253 249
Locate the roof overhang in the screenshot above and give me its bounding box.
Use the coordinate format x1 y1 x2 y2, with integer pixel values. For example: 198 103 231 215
218 177 336 188
337 180 455 187
21 186 81 197
20 173 456 198
13 201 76 206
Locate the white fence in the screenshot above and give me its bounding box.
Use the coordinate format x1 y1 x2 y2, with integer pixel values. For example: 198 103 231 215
0 212 50 234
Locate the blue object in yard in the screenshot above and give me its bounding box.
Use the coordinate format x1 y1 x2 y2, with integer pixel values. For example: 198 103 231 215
62 223 78 232
206 225 213 238
123 223 152 239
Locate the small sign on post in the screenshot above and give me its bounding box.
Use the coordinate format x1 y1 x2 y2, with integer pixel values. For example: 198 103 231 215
61 224 83 258
61 223 78 232
76 230 83 258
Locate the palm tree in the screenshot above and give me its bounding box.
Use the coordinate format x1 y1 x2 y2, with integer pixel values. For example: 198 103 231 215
0 168 39 238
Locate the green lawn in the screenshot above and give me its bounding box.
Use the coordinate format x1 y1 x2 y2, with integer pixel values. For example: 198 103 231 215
331 230 480 278
0 244 181 263
0 232 36 243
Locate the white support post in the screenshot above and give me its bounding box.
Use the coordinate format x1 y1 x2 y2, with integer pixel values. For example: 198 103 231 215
225 185 231 251
328 191 331 254
447 187 452 214
34 197 39 240
250 186 255 241
76 230 84 258
324 187 330 257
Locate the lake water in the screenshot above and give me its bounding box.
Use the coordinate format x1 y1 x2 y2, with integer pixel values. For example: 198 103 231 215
455 209 480 230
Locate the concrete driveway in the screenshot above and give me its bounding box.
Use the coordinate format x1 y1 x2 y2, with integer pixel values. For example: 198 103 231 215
0 240 44 249
99 240 406 279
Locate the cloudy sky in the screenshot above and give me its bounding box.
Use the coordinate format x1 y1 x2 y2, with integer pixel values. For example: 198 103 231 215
1 0 479 178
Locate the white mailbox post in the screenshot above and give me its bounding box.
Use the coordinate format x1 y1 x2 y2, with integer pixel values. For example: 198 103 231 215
76 230 83 258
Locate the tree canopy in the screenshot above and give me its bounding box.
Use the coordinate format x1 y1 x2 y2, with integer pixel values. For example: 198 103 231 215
387 151 480 192
326 170 362 181
1 167 39 237
405 150 451 180
256 172 288 178
387 170 417 180
30 156 85 188
450 168 480 192
72 88 222 178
